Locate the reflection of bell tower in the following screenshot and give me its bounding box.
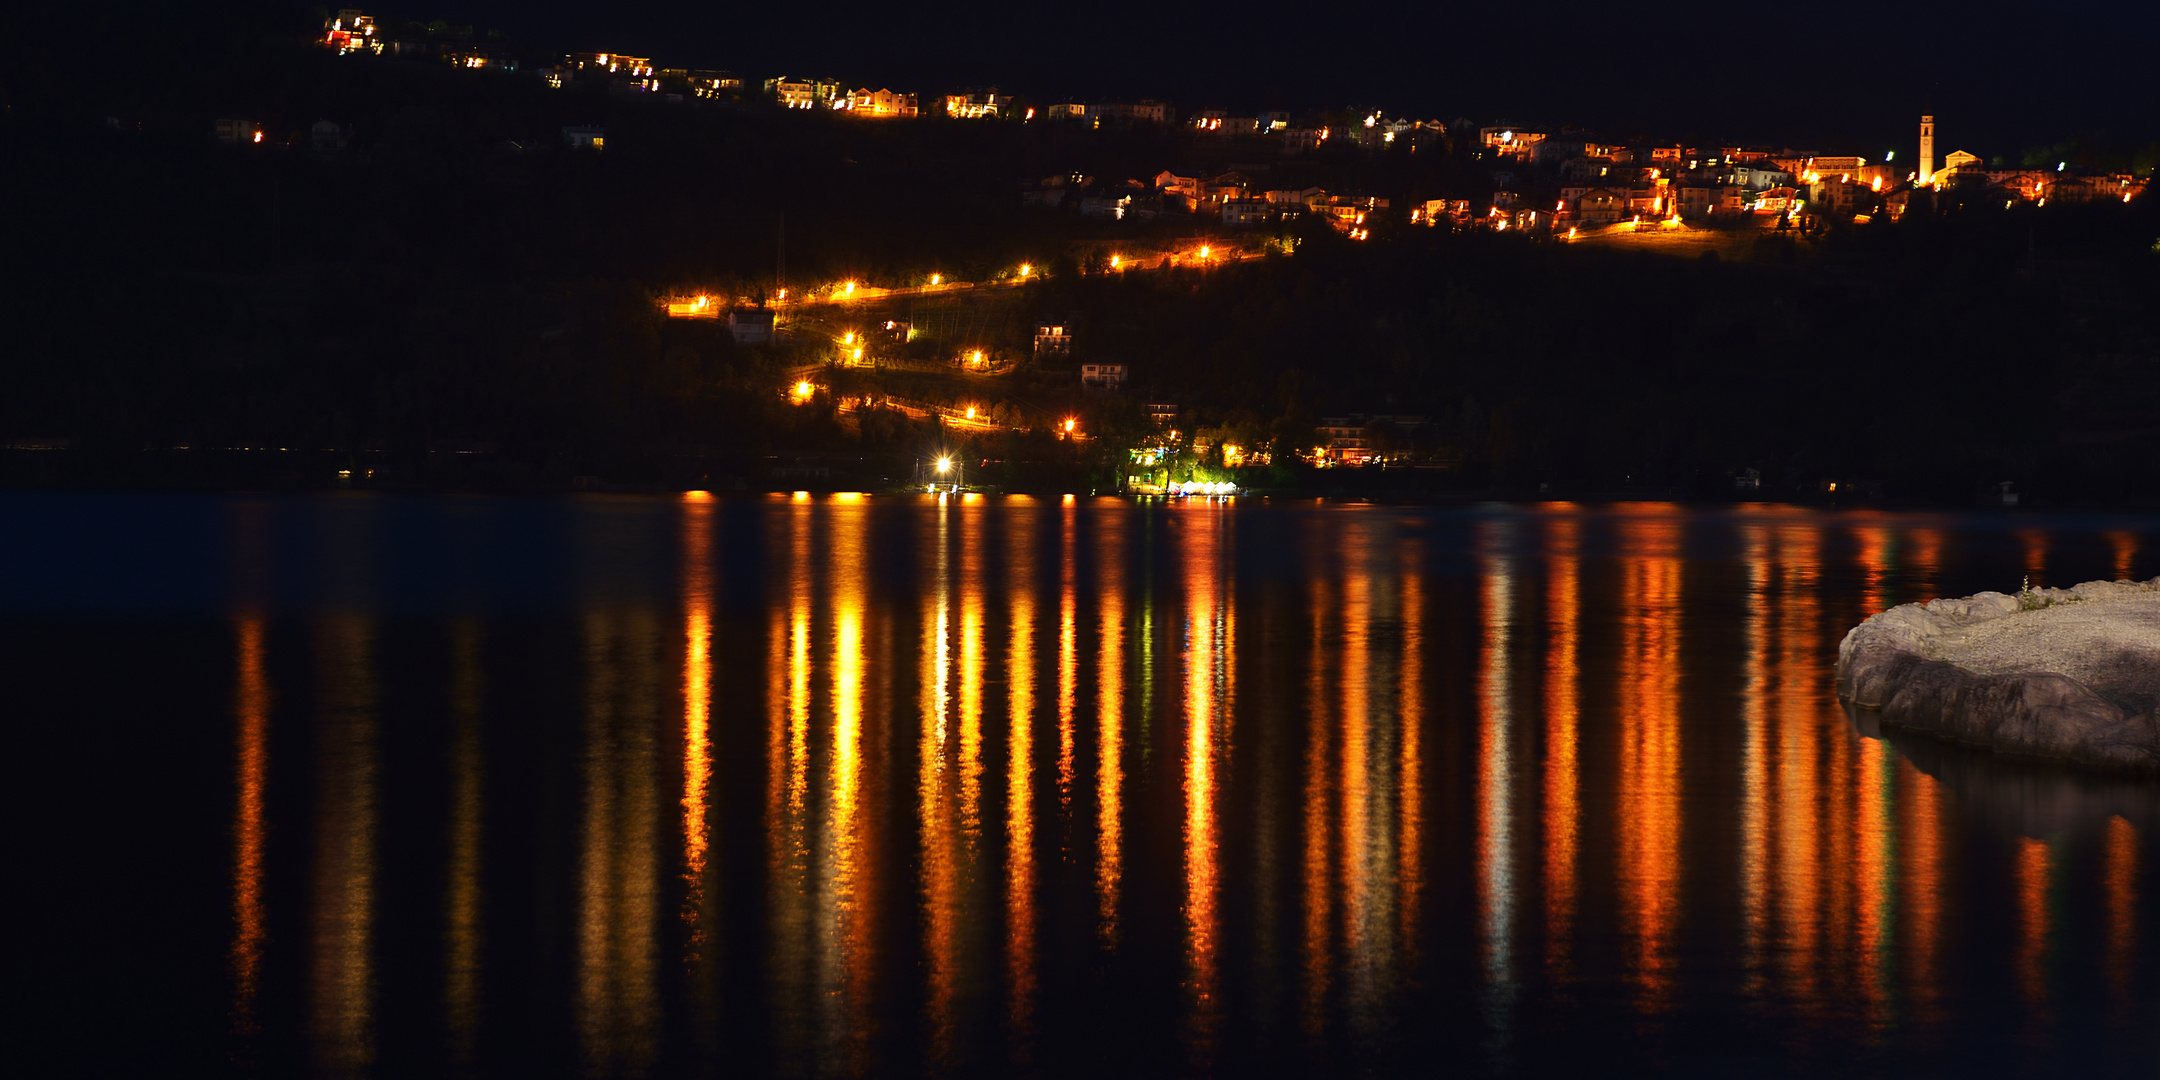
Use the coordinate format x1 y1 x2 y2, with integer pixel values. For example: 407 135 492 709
1918 115 1935 185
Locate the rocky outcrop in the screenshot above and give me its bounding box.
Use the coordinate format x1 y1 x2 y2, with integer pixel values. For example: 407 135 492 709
1836 578 2160 776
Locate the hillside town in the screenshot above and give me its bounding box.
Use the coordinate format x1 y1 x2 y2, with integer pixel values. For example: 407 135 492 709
310 8 2146 246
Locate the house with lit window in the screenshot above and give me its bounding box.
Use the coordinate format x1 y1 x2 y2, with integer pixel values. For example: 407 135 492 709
1220 199 1271 226
942 89 1012 118
1480 127 1547 160
1315 418 1372 465
561 126 605 150
839 88 918 118
767 77 841 109
1034 321 1072 356
322 10 381 54
1079 194 1130 220
1576 187 1625 224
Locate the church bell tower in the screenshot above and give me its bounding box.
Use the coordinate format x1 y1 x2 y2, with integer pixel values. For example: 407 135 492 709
1918 115 1935 185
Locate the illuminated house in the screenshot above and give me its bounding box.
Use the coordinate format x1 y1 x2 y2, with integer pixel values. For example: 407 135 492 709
322 10 381 54
1408 198 1472 226
767 77 842 109
1315 418 1372 465
1220 199 1271 226
1575 187 1625 224
665 296 720 319
1480 127 1547 160
1752 186 1796 213
1034 321 1072 356
568 52 653 76
1265 187 1328 212
1281 125 1327 152
1045 102 1093 122
1716 161 1792 192
839 88 918 118
728 308 776 345
1079 194 1130 220
942 90 1012 118
679 70 742 99
1315 415 1428 466
443 47 515 71
561 126 605 150
1199 172 1255 208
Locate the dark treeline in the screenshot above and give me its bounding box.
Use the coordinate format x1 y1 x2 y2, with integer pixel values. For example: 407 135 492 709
3 19 2157 502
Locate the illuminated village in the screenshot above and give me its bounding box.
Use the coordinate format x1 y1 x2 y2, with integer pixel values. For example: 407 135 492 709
281 9 2160 499
16 6 2150 504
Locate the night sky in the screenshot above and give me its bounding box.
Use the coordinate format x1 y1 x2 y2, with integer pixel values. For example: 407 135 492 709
420 0 2158 151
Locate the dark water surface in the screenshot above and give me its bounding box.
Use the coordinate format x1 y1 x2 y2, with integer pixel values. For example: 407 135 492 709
8 493 2157 1078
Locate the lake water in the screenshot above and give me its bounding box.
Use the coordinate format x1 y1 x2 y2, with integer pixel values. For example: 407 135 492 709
7 493 2156 1078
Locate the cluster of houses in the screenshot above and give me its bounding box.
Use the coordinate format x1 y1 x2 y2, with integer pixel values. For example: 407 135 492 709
315 11 2149 234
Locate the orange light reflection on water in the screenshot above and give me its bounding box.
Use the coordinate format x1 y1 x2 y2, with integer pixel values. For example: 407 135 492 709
1773 523 1824 1004
231 615 269 1038
309 615 378 1075
680 495 714 941
1853 736 1894 1016
1342 531 1378 1025
767 502 814 1064
2105 530 2138 582
1541 515 1580 981
1301 563 1333 1036
1096 518 1126 944
1475 522 1518 1031
1006 506 1039 1047
1616 512 1682 1010
821 498 874 1071
1737 523 1771 994
576 611 660 1078
920 499 963 1063
1057 502 1078 811
1900 756 1945 1022
2018 837 2052 1013
2104 816 2138 1009
446 619 484 1062
1181 503 1232 1061
1397 538 1425 965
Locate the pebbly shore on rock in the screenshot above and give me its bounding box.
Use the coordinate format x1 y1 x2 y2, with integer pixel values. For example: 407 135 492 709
1835 577 2160 776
